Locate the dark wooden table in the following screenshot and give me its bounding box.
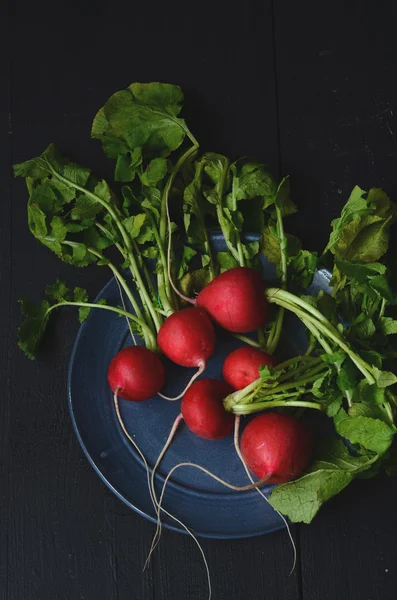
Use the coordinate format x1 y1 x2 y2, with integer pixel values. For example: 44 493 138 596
2 1 397 599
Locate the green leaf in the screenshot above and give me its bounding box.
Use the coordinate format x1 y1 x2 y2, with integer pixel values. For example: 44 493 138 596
232 160 277 201
93 180 112 203
74 287 90 323
326 396 343 417
141 187 162 219
63 162 91 187
349 397 390 427
242 241 259 260
140 157 168 186
177 245 197 279
141 246 158 259
18 297 51 359
179 268 212 299
216 252 239 271
29 180 75 214
114 148 142 182
45 279 70 302
50 216 67 242
380 317 397 335
359 350 384 369
372 366 397 388
13 143 65 179
309 438 374 472
325 186 373 252
261 226 280 264
202 153 229 187
71 194 103 221
354 316 376 340
336 416 395 454
311 370 331 398
270 469 353 524
269 438 375 523
122 214 147 239
334 216 386 261
369 275 396 304
359 383 388 406
320 350 346 366
72 243 88 265
274 176 297 217
91 82 187 158
336 259 386 283
28 202 48 238
289 250 318 289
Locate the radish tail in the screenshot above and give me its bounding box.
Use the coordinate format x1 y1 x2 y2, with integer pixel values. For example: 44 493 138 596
158 362 206 401
113 397 197 581
156 461 271 493
113 391 154 509
144 413 184 568
233 416 297 575
165 179 196 307
156 471 212 600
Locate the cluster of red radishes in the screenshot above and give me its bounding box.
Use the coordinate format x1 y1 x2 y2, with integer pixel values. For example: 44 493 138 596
108 267 312 485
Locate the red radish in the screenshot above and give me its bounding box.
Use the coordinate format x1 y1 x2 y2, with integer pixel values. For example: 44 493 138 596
223 347 277 390
196 266 269 333
157 307 216 368
240 413 312 484
108 346 165 401
181 378 234 440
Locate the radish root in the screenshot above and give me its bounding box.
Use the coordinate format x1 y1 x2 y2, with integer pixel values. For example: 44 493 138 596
147 412 184 563
233 416 297 575
113 399 208 590
113 391 154 508
158 362 206 401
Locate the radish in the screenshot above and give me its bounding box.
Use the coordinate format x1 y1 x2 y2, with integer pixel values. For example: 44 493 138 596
240 413 312 484
157 307 216 399
108 346 165 401
222 347 277 390
196 266 269 333
181 379 235 440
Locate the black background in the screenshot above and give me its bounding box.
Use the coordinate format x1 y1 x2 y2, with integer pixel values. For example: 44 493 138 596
2 1 397 599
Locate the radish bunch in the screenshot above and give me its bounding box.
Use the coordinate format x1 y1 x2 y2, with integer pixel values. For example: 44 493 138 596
17 80 397 600
108 265 312 481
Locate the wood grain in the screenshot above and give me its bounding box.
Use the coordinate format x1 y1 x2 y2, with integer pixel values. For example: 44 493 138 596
0 17 11 600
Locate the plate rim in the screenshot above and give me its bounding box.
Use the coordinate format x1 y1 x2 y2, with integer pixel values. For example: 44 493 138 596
67 233 331 539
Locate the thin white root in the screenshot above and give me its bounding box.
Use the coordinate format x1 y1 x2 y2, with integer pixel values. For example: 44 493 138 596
113 392 154 509
113 398 203 586
144 413 184 569
165 177 196 307
233 416 297 575
155 461 271 494
156 479 212 600
158 362 205 401
115 276 137 346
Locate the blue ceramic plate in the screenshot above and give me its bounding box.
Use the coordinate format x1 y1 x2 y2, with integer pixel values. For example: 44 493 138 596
68 233 331 539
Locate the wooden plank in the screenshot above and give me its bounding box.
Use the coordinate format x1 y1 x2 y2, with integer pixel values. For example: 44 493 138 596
0 16 11 600
7 19 117 600
274 1 397 599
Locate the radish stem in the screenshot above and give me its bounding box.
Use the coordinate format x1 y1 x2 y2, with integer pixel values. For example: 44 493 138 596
49 168 162 333
45 301 157 351
163 146 199 307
